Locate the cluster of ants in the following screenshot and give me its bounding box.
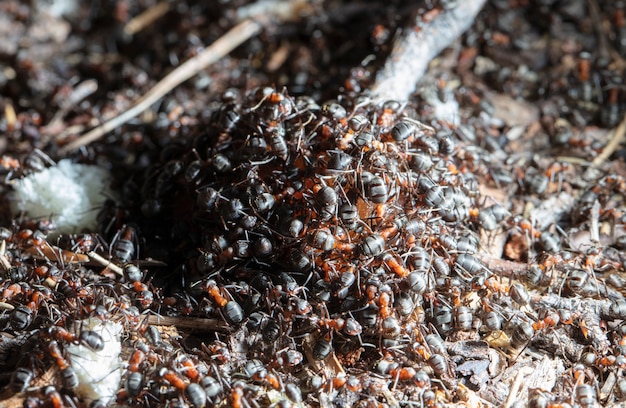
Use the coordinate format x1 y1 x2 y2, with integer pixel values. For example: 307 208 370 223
1 82 625 408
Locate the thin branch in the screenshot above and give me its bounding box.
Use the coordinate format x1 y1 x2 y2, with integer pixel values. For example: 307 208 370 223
87 251 124 276
587 0 611 66
504 366 533 408
24 243 90 264
0 240 11 271
370 0 487 102
123 1 171 37
59 18 263 154
591 113 626 167
476 254 527 278
145 314 231 332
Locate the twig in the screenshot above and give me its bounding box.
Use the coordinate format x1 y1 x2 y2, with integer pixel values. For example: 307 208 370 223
145 314 231 332
370 0 487 102
587 0 611 66
59 18 263 153
504 366 533 408
590 200 600 243
235 0 312 23
476 254 527 278
0 240 11 271
4 103 16 131
87 251 124 276
24 244 90 264
591 113 626 167
123 1 171 37
531 293 611 315
44 80 98 136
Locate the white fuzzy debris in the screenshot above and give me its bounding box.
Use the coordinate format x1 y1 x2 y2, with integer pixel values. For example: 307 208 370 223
34 0 79 18
11 159 114 234
66 318 123 406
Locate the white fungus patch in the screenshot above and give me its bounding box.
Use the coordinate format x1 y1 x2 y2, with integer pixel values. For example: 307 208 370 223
10 159 114 234
66 318 123 406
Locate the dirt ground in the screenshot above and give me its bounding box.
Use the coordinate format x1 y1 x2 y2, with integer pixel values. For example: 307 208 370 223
1 1 626 407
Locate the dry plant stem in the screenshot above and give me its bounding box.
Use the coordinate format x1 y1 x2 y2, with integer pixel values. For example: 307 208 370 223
87 251 124 276
59 18 263 154
0 240 11 271
504 366 533 408
123 1 171 37
24 244 90 264
4 104 16 130
145 314 231 332
531 293 611 315
592 112 626 167
587 0 611 65
590 200 600 243
370 0 487 102
476 254 527 278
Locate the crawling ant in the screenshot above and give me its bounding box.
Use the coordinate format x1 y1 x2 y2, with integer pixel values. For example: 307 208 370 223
10 366 35 393
110 225 139 263
202 280 244 325
45 326 105 351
